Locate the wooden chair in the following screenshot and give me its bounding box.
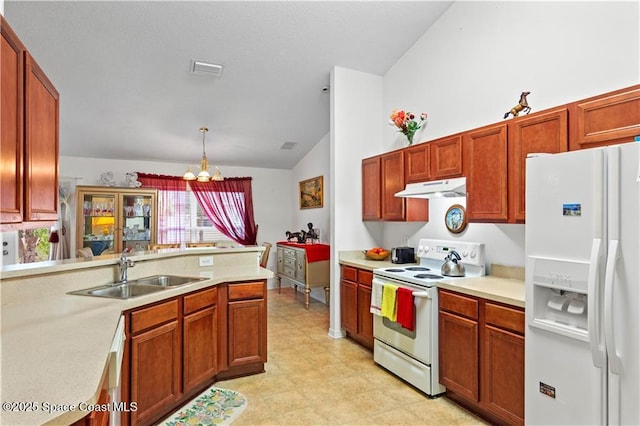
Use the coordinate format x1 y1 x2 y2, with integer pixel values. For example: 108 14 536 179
75 247 94 259
260 242 272 268
186 242 217 248
149 243 180 250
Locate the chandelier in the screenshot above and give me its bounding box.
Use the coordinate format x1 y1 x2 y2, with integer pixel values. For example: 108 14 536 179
183 127 223 182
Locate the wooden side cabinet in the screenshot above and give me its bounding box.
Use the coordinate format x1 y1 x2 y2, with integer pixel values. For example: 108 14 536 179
340 265 374 350
439 289 524 426
276 243 330 309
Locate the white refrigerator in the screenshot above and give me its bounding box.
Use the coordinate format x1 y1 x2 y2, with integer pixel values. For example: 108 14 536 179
525 142 639 425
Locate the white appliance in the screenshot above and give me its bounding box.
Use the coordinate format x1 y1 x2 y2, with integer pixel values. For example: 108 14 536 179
372 238 486 396
525 142 639 425
108 315 126 426
395 176 466 199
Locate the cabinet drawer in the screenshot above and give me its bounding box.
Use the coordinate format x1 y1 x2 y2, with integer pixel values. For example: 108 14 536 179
283 256 296 268
341 265 357 282
283 266 295 278
439 290 478 320
183 286 218 315
358 270 373 286
228 281 264 301
485 302 525 335
130 299 179 334
283 248 296 258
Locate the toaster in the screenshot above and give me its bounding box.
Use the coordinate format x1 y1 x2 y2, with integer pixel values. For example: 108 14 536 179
391 246 415 264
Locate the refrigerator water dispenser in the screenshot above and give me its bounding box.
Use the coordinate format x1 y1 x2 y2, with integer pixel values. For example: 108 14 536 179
527 256 590 341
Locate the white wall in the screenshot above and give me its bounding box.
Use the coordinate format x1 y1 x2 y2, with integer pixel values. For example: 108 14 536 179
291 133 330 244
60 156 292 287
329 66 384 337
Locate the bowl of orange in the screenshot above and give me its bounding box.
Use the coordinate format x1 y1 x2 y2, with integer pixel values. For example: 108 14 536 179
364 247 390 261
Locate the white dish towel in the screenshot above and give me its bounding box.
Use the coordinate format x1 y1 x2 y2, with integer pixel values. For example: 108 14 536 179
370 279 383 316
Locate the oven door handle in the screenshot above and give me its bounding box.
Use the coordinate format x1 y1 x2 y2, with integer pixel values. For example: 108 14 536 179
412 291 431 299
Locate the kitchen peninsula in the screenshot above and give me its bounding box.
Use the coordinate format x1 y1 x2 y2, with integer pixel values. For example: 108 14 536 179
0 246 272 425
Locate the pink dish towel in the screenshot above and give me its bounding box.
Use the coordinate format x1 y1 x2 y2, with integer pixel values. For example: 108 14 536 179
396 287 415 331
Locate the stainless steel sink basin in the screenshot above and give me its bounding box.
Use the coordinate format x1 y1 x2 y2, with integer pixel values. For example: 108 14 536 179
86 283 165 299
68 275 206 299
133 275 205 287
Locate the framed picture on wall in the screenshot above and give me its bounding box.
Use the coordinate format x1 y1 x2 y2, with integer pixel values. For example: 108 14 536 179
299 176 323 209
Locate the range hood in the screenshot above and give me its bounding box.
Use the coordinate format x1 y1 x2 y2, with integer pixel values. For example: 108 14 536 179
395 177 466 199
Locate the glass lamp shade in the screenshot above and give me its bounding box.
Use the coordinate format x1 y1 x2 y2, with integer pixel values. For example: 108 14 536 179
183 168 197 181
211 167 223 181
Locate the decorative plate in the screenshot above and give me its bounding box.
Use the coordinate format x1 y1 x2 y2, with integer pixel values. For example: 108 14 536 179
445 204 467 234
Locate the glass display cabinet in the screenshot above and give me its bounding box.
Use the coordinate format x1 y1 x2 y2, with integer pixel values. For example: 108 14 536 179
75 186 158 255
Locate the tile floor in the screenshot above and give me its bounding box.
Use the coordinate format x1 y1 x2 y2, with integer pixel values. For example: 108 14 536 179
217 287 488 425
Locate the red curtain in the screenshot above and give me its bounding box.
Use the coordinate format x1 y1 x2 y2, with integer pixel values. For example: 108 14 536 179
189 177 258 246
137 173 187 244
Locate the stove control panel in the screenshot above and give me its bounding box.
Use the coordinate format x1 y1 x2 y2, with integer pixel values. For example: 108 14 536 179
417 239 485 266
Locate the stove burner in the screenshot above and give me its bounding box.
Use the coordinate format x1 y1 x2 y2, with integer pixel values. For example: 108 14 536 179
414 273 444 279
404 267 430 271
385 268 406 273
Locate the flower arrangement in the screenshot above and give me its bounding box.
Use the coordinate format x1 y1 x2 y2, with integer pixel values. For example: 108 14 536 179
389 109 428 145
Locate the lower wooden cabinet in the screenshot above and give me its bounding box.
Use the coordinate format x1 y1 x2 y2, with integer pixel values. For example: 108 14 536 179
122 280 267 425
439 289 524 426
129 300 181 426
183 287 218 393
227 281 267 368
340 265 373 350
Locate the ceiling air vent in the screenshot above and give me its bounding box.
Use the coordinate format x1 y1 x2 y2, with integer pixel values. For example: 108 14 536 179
191 60 223 77
280 142 297 150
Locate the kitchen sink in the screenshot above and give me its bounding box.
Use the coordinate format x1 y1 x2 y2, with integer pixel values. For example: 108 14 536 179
68 275 207 299
133 275 205 287
85 283 164 299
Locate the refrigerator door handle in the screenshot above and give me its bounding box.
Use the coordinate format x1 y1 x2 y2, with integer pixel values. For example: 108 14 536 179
588 238 605 368
604 239 622 375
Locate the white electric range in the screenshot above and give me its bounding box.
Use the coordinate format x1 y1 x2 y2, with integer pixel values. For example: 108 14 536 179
372 239 486 397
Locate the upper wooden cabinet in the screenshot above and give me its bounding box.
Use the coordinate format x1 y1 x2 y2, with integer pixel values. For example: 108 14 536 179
405 134 463 183
362 150 429 222
508 108 569 222
363 84 637 224
380 150 406 220
464 124 509 222
24 53 59 222
570 85 640 150
1 16 59 226
1 17 25 224
430 135 464 179
404 143 431 183
361 157 381 220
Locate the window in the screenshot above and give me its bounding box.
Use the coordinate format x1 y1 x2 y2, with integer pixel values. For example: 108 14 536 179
156 188 235 244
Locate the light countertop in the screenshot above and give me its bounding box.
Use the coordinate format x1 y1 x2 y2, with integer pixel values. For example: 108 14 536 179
338 250 417 271
338 250 524 308
0 249 271 426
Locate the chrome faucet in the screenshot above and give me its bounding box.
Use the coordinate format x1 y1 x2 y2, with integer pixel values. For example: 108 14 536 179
118 252 135 283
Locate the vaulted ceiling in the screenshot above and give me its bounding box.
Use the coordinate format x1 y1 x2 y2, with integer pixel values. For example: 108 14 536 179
5 1 453 169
